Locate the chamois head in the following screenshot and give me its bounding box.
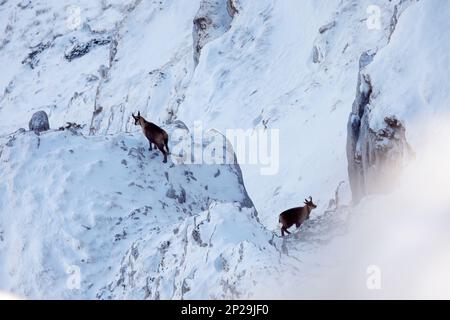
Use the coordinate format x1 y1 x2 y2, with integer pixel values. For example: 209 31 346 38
132 111 142 126
304 196 317 209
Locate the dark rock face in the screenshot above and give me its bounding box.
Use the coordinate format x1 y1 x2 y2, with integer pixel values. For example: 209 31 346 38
226 0 238 16
346 52 413 204
22 42 51 69
29 111 50 133
193 0 237 66
64 37 111 62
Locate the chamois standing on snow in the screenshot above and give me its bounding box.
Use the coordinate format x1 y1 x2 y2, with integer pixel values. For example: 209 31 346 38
279 196 317 237
132 111 170 163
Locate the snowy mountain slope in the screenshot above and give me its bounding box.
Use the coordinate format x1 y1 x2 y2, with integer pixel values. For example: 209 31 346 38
1 0 450 300
0 0 416 227
177 0 417 228
347 0 450 202
0 0 134 135
0 126 288 299
258 0 450 298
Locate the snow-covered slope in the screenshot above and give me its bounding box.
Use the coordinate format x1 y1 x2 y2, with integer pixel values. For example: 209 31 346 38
347 0 450 202
269 0 450 299
0 0 416 226
0 127 283 299
366 0 450 137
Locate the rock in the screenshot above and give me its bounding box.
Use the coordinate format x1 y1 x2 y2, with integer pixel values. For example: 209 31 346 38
312 20 337 64
22 42 51 69
346 52 413 203
166 186 187 204
312 45 322 64
64 37 111 62
319 21 336 34
29 111 50 133
226 0 238 16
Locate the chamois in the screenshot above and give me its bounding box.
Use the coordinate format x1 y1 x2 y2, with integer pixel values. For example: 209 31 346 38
132 111 170 163
279 196 317 237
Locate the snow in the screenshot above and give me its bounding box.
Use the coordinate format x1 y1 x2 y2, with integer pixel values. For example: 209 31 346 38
366 0 450 148
178 0 405 227
1 0 450 299
0 127 278 299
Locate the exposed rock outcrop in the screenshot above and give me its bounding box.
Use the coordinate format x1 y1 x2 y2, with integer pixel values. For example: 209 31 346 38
346 52 413 204
312 20 337 64
64 37 112 62
193 0 238 66
28 110 50 133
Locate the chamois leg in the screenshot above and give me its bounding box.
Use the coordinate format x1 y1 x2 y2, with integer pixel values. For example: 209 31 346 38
156 143 168 163
148 141 153 151
281 227 291 237
164 136 170 154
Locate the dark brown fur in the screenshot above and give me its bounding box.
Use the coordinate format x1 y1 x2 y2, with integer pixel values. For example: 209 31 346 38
132 111 170 163
279 196 317 237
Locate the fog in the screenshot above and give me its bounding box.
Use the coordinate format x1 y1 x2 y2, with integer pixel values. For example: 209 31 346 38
257 117 450 299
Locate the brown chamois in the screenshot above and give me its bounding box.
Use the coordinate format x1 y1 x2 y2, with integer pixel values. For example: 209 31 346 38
132 111 170 163
279 196 317 237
